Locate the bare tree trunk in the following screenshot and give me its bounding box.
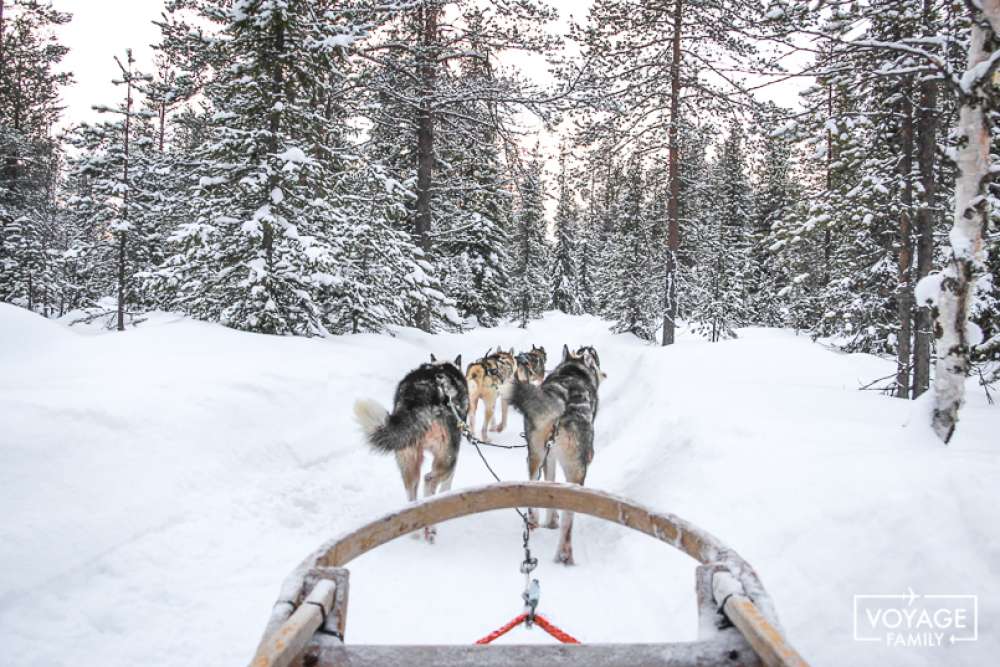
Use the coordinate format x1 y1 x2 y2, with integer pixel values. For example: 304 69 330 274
912 0 939 398
414 3 439 332
662 0 682 346
931 1 998 442
116 50 136 333
823 83 833 286
895 80 914 398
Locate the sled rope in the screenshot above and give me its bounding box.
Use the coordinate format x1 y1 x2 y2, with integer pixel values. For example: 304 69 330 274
437 375 564 639
475 613 581 645
438 377 527 450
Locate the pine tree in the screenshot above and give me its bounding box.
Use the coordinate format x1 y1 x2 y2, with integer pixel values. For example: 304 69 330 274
564 0 797 345
605 156 658 340
0 0 71 313
431 24 514 328
687 125 753 342
773 1 961 396
551 145 580 314
153 0 361 336
747 105 798 327
511 154 550 327
362 0 558 331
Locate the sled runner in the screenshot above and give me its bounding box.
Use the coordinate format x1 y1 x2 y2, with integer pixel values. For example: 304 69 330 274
249 481 809 667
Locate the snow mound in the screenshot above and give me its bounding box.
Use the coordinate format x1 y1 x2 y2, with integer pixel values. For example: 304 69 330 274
0 303 72 356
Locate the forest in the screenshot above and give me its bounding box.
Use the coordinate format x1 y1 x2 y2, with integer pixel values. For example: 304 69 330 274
1 0 998 442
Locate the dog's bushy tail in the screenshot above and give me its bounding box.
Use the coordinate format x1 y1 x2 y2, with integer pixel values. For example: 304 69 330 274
354 398 432 453
507 381 564 424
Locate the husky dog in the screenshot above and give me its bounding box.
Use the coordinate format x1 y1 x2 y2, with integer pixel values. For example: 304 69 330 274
354 354 467 542
465 347 517 441
515 345 547 384
508 345 605 565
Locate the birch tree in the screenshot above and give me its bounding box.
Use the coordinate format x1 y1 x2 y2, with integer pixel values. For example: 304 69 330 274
924 1 1000 441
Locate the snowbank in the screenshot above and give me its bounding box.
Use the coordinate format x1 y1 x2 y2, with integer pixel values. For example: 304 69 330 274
0 307 996 667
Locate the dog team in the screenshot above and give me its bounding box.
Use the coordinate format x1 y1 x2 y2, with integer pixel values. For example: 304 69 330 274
354 343 605 565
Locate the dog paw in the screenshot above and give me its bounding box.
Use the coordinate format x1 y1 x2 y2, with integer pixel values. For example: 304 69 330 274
544 513 560 529
554 550 575 566
424 526 437 544
490 422 506 432
526 510 540 530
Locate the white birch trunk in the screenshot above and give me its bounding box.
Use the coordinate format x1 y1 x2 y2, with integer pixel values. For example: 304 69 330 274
930 0 1000 442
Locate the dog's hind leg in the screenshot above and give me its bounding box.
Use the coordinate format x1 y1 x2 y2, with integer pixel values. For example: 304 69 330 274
467 392 479 433
525 431 548 528
542 452 559 529
396 447 423 539
421 426 455 543
493 396 510 432
481 398 495 442
555 462 586 565
396 447 423 503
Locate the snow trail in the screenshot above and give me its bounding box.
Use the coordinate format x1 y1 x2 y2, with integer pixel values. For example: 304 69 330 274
1 305 997 666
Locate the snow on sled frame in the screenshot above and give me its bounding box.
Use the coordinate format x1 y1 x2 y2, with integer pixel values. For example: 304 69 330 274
249 481 809 667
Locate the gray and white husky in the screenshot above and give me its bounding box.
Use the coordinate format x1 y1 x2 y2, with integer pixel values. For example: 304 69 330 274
354 354 467 542
508 344 605 564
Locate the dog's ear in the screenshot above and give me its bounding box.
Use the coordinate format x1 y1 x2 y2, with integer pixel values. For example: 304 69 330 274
508 347 514 355
562 344 570 361
454 354 462 368
430 353 437 362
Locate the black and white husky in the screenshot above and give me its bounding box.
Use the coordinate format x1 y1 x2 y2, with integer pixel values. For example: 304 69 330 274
354 354 467 542
508 345 605 564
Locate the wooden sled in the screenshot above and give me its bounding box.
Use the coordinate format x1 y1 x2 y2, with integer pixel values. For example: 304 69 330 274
249 481 810 667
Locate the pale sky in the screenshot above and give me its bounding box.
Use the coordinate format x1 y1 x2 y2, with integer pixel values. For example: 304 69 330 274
50 1 806 141
52 0 166 129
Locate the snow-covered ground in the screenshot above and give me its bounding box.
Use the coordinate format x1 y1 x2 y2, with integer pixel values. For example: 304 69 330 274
1 303 997 667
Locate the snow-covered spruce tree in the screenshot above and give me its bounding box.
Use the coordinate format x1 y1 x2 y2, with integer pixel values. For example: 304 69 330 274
573 155 616 316
0 0 71 313
592 160 628 317
430 21 515 328
153 0 363 336
780 1 961 400
972 219 999 388
687 124 752 342
971 104 1000 389
326 159 455 335
360 0 558 331
786 42 902 356
575 215 600 315
747 105 798 327
511 154 550 327
563 0 797 345
605 155 658 340
790 0 995 434
63 50 160 330
670 120 713 330
551 145 580 315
